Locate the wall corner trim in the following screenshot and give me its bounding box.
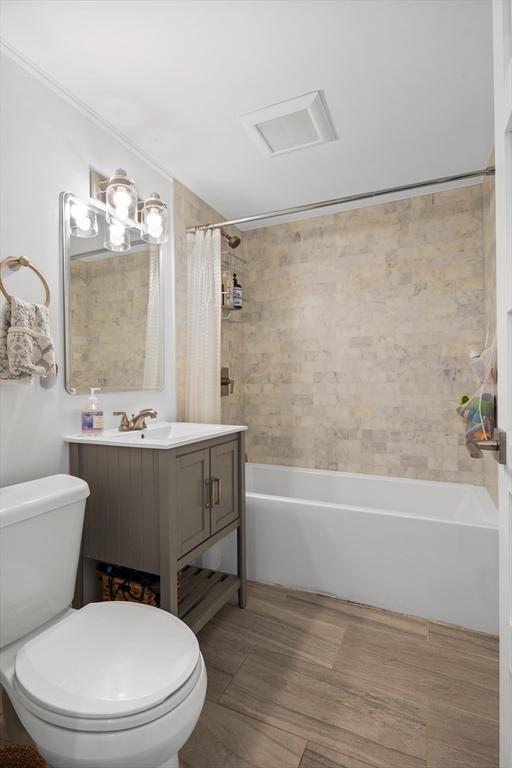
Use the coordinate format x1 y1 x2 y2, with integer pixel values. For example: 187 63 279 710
0 38 174 182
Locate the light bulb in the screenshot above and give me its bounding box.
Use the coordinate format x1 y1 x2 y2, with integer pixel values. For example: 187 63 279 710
112 188 132 222
71 202 88 220
106 171 136 227
140 193 168 245
112 186 131 210
109 221 126 246
70 202 92 231
146 208 163 238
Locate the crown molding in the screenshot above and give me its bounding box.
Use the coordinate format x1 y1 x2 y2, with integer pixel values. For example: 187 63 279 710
0 38 174 181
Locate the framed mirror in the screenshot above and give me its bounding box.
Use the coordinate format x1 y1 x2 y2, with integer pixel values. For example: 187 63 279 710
61 192 163 394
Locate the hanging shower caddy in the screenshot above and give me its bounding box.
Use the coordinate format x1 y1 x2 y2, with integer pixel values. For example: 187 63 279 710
221 247 246 320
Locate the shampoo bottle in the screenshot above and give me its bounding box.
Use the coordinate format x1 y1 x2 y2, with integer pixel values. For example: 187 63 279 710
233 273 243 309
81 388 105 434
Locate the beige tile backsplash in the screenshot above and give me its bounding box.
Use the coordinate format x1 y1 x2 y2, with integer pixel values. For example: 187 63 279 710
174 180 496 489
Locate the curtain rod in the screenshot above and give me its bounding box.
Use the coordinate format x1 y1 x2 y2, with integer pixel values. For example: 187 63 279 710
186 166 495 232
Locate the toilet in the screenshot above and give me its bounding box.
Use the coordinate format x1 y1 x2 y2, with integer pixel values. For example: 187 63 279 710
0 474 206 768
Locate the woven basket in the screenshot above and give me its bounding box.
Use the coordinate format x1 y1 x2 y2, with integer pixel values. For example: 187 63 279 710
0 744 45 768
101 574 158 606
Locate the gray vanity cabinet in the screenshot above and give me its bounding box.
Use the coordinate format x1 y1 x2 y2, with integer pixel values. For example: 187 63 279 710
210 440 239 534
176 439 240 556
176 448 211 557
70 429 246 633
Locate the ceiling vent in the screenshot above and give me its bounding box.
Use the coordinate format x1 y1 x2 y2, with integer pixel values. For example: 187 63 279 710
241 91 337 158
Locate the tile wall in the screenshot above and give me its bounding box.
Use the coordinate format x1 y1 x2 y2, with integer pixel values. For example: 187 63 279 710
175 180 496 488
239 185 490 484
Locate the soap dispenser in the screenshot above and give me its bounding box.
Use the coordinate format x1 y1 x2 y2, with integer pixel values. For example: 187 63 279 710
81 388 105 434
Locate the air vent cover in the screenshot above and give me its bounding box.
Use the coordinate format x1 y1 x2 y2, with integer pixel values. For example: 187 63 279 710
241 91 337 158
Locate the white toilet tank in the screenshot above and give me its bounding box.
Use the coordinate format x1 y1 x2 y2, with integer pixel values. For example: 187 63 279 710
0 474 90 648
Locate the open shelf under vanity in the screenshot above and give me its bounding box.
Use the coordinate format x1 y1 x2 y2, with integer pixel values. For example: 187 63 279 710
88 562 240 634
178 566 240 631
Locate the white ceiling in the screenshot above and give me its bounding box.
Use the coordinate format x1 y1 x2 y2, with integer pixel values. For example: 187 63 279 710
0 0 494 225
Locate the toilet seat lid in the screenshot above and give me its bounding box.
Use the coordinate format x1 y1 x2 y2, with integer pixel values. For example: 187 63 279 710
14 602 200 718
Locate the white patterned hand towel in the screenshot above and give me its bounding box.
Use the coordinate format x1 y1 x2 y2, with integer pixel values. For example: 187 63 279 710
0 296 56 381
0 300 28 381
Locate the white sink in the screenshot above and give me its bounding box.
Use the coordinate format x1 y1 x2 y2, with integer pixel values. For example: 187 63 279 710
109 425 174 443
64 421 247 450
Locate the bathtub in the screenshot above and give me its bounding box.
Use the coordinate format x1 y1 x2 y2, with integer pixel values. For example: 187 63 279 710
246 463 499 634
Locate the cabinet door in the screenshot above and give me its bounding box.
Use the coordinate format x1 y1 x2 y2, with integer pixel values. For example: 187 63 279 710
176 448 211 557
210 440 239 535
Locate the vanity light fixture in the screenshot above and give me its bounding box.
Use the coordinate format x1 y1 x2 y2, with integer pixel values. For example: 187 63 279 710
140 193 169 245
105 169 137 226
69 201 98 238
91 168 169 247
104 219 130 252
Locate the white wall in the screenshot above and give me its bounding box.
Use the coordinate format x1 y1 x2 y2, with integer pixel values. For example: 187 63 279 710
0 52 175 486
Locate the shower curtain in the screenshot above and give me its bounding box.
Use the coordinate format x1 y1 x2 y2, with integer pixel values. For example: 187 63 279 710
185 229 221 423
142 246 161 390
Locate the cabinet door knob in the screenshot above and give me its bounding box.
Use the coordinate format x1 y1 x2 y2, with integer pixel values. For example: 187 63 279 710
204 478 212 509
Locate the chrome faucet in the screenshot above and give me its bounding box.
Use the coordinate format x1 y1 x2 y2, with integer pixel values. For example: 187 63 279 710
113 409 158 432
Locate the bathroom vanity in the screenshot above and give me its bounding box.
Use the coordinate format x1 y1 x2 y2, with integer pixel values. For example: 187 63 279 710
65 422 247 633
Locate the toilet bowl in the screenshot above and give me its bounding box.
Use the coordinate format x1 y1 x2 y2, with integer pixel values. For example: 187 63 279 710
0 475 206 768
1 604 207 768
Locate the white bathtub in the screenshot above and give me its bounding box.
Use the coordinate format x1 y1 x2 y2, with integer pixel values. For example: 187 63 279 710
246 463 499 633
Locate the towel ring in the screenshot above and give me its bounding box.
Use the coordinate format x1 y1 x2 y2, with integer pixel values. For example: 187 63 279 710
0 257 51 307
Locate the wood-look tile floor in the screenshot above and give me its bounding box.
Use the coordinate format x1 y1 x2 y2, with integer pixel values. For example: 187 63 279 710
180 581 499 768
0 582 499 768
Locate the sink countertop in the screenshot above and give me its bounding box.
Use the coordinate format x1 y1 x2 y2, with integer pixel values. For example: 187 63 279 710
63 421 247 450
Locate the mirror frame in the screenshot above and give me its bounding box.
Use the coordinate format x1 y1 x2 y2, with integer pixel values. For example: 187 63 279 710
60 191 164 395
